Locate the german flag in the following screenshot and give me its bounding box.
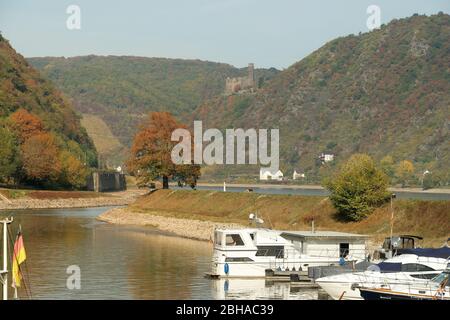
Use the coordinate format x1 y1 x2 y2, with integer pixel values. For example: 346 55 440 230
12 229 26 288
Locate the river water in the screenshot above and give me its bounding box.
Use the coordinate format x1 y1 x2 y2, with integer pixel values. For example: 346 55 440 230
1 207 319 300
184 186 450 201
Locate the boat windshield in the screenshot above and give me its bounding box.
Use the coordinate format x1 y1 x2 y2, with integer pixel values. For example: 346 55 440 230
431 271 449 285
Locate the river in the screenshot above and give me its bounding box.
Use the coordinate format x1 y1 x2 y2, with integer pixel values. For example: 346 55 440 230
1 207 320 300
182 185 450 201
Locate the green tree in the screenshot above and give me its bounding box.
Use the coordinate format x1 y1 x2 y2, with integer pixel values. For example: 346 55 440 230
324 154 390 221
0 126 20 183
380 155 395 181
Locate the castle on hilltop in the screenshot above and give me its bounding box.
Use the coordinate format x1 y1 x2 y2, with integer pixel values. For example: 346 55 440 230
225 63 256 95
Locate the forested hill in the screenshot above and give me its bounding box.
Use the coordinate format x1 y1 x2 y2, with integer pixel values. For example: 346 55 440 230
193 13 450 183
28 55 279 148
0 34 97 187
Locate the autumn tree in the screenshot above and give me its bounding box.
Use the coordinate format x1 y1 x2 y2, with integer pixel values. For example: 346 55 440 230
9 108 44 143
59 150 89 189
0 125 20 183
324 154 390 221
396 160 415 187
127 112 200 189
21 133 61 184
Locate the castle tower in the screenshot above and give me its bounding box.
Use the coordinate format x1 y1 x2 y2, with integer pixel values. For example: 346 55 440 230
248 63 255 82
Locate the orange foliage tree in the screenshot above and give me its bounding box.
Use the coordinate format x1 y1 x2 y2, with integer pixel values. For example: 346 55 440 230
9 108 44 143
20 133 61 183
127 112 200 189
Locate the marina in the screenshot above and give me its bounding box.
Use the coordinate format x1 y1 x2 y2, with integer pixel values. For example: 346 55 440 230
0 207 332 300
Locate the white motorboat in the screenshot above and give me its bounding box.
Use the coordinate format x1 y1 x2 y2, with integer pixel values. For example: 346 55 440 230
316 249 450 300
360 268 450 300
210 226 368 278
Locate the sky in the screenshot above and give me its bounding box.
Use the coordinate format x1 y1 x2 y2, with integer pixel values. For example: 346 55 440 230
0 0 449 69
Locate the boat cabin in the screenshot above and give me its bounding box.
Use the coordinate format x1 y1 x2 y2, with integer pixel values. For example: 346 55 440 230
213 229 368 260
372 235 424 261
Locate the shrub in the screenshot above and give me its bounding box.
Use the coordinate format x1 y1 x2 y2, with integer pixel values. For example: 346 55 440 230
324 154 390 221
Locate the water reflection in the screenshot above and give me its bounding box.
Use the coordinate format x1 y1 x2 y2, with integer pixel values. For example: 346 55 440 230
212 279 318 300
1 208 321 300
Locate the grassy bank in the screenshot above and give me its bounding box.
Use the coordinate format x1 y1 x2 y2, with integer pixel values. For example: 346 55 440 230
128 189 450 246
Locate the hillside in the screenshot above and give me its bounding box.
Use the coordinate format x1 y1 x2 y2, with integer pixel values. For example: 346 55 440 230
0 34 97 187
28 55 279 163
80 114 126 166
193 13 450 184
128 189 449 246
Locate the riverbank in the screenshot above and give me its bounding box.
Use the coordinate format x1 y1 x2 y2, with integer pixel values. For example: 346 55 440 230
0 188 146 210
99 189 450 246
97 207 243 241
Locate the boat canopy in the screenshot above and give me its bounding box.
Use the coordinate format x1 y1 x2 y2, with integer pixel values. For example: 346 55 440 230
396 247 450 259
375 262 402 272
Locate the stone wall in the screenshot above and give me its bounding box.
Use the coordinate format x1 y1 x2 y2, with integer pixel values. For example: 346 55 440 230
87 171 127 192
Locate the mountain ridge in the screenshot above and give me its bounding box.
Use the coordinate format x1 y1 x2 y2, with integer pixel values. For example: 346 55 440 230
192 13 449 183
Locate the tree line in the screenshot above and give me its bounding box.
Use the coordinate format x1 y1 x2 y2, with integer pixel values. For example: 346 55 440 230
0 109 91 189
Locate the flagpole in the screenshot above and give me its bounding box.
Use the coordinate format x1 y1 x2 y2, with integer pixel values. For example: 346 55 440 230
2 219 7 300
2 217 13 301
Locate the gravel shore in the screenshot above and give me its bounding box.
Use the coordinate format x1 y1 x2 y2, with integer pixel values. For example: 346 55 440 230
0 190 146 210
97 207 244 241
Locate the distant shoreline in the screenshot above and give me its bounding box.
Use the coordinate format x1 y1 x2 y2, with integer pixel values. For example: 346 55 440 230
0 189 146 211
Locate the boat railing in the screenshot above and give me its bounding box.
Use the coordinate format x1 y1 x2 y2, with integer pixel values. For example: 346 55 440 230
268 248 369 271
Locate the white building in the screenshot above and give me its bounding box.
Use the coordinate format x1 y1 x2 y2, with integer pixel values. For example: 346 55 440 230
259 168 283 181
293 170 305 180
319 153 335 163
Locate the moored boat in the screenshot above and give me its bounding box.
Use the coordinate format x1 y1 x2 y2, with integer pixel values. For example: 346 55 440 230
316 248 450 300
210 223 368 278
360 268 450 300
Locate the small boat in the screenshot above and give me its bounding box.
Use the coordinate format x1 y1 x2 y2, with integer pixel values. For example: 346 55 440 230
209 216 369 278
316 248 450 300
360 268 450 300
371 235 423 262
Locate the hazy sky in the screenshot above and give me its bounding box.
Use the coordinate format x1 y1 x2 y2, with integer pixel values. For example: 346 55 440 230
1 0 448 69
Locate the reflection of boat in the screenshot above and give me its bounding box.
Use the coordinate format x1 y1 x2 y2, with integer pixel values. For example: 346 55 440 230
316 248 450 300
210 227 368 278
360 268 450 300
212 278 318 300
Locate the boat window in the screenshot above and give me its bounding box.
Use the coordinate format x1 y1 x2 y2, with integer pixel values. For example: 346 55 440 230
339 243 349 258
377 262 402 272
402 237 415 249
401 263 435 272
256 246 284 258
214 231 222 246
225 234 245 246
225 257 254 262
410 273 438 280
